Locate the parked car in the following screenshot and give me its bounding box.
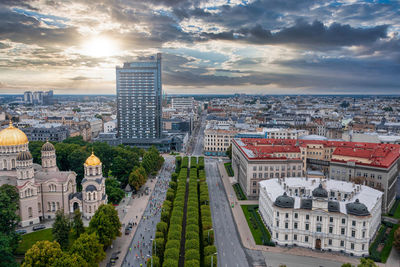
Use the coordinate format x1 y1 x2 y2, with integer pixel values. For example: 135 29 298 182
15 229 27 235
32 224 46 231
110 252 119 265
125 227 131 235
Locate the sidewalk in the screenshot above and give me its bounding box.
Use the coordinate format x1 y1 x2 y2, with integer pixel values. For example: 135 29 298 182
217 162 364 266
100 177 158 267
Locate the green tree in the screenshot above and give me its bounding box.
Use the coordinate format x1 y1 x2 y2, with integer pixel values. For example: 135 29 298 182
0 233 18 267
357 258 377 267
72 209 85 238
0 185 20 236
91 142 115 177
128 166 147 191
63 136 87 146
69 233 105 267
105 178 125 204
110 148 139 186
51 253 88 267
88 204 121 248
28 141 45 164
226 144 232 159
54 143 81 171
52 210 70 250
67 148 90 188
22 240 63 267
342 264 353 267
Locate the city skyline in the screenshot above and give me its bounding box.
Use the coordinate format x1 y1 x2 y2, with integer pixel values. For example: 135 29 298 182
0 0 399 95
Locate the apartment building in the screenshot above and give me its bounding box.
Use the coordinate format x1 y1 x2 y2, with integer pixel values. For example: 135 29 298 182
204 128 238 156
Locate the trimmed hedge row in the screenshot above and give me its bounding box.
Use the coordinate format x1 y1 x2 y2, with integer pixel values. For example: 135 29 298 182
198 156 204 170
182 156 189 168
190 156 198 169
151 161 188 267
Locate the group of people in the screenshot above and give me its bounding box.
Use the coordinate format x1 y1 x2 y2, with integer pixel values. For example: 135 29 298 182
123 159 175 267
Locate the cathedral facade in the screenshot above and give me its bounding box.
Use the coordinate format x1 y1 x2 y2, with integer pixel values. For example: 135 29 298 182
0 122 107 227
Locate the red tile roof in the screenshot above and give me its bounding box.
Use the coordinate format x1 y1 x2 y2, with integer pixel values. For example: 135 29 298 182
233 138 400 168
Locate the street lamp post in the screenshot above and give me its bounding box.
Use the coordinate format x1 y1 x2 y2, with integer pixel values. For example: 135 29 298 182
211 252 217 267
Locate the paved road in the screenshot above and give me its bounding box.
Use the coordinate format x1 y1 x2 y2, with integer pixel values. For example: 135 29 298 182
205 159 252 267
192 112 206 156
122 157 175 267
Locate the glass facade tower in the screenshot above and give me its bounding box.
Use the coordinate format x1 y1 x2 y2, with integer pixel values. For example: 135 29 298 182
116 53 162 144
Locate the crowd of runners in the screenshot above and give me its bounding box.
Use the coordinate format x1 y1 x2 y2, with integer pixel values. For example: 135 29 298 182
122 157 174 267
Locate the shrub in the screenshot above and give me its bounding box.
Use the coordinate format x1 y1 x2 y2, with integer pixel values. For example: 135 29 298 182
185 239 200 251
185 249 200 261
156 222 168 236
165 240 180 251
204 255 217 267
203 229 214 246
162 259 178 267
204 245 217 256
186 231 199 240
146 256 160 267
164 248 180 261
155 231 164 239
161 211 170 223
153 238 165 258
166 191 175 202
167 230 181 241
187 217 198 225
185 259 200 267
186 225 199 234
169 181 177 191
171 173 178 182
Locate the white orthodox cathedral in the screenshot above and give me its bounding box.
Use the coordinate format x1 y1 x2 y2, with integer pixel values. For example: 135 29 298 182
0 121 107 226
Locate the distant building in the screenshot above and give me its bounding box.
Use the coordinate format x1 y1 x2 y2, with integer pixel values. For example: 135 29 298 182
24 91 33 104
259 178 382 257
116 54 162 146
88 118 103 139
103 120 117 133
171 97 194 110
204 128 239 156
24 126 69 142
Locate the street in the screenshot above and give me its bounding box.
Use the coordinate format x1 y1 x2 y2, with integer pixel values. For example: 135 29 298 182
205 158 252 267
121 157 175 267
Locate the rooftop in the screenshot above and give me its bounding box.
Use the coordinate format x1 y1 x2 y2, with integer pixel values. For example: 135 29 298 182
233 138 400 167
259 178 382 215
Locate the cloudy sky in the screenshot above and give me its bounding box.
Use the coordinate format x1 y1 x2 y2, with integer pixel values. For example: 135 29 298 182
0 0 399 95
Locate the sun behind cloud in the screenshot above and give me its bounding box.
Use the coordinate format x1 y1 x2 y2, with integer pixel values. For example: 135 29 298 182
80 36 118 58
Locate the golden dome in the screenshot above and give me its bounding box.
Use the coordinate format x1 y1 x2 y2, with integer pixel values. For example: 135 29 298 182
0 121 29 146
85 152 101 166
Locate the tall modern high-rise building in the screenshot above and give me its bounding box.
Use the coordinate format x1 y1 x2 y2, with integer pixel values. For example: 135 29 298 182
116 53 162 146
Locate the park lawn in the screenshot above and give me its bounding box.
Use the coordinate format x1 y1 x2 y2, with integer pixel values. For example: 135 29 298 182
380 224 399 263
15 228 80 255
241 205 271 245
15 228 53 255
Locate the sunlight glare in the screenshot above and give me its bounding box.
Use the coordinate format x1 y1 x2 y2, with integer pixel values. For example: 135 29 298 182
81 36 118 57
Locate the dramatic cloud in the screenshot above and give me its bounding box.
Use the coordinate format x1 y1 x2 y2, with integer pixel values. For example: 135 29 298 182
0 0 399 94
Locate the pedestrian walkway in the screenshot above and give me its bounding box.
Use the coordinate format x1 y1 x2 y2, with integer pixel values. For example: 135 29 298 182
217 162 365 266
100 156 174 267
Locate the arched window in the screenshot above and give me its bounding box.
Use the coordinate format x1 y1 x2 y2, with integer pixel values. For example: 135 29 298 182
3 159 6 170
52 202 55 211
89 205 92 213
48 202 51 211
28 207 32 218
93 192 96 200
89 168 93 176
26 171 29 178
11 159 15 169
38 202 41 212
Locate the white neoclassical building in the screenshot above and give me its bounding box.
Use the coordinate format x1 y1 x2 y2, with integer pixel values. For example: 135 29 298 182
259 178 382 257
0 121 106 226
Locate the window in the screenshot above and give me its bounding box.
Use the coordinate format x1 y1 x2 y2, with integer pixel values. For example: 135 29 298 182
253 181 257 186
276 221 279 227
340 240 344 247
306 214 309 220
294 222 298 229
253 173 257 178
341 228 345 235
285 213 288 218
28 207 32 218
276 233 278 239
294 234 297 240
362 244 365 250
305 236 308 242
330 217 333 223
253 166 257 171
362 231 365 238
316 225 321 232
285 234 288 240
342 218 346 224
329 226 333 233
294 213 298 219
285 222 288 229
328 239 332 245
305 224 309 230
352 220 356 227
351 243 354 250
352 230 355 237
277 211 280 217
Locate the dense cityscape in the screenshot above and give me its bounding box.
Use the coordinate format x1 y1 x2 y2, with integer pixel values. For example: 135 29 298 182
1 1 400 267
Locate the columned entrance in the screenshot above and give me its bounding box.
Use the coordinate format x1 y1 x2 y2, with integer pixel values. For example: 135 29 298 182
315 239 321 250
